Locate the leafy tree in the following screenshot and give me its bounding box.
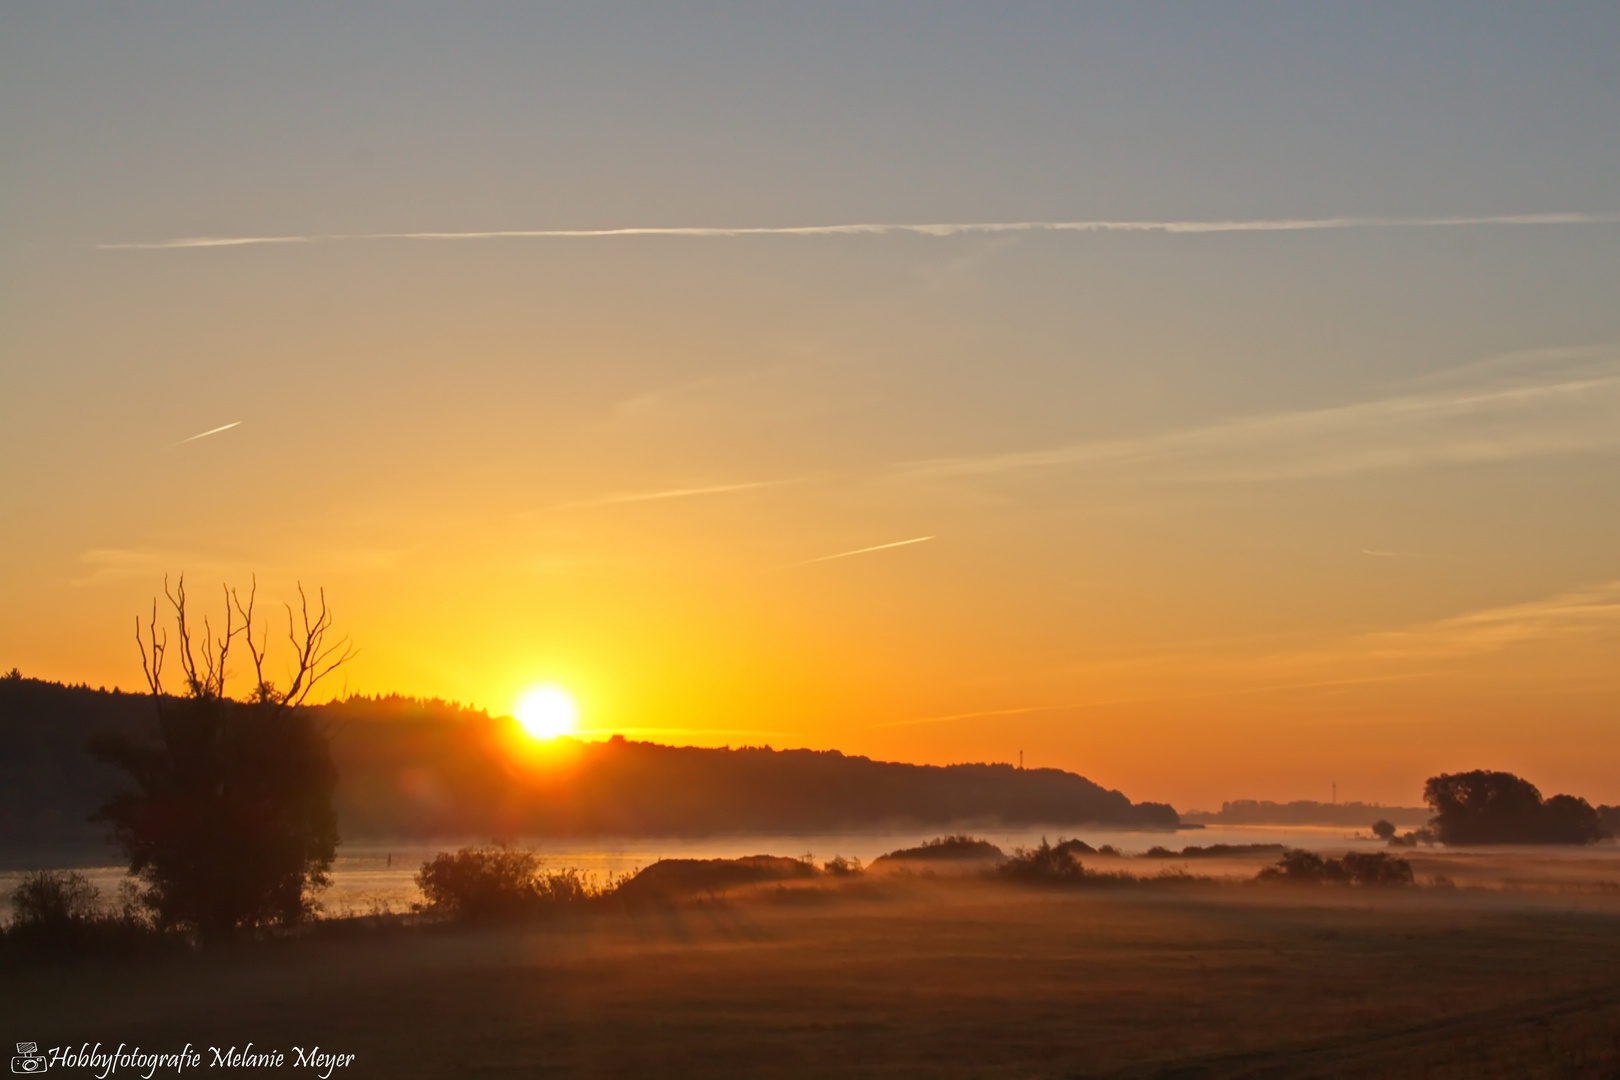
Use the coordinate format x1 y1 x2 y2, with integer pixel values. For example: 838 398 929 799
1371 819 1397 841
91 577 354 939
1424 770 1607 845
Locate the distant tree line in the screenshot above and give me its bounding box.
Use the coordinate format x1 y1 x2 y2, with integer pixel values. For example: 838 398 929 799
1182 799 1430 827
1 676 1178 855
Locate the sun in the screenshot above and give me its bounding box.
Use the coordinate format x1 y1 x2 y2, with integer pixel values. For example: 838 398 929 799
514 684 579 740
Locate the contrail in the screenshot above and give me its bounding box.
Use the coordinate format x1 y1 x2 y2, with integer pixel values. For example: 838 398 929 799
174 421 241 445
99 213 1620 250
775 535 935 570
551 479 800 510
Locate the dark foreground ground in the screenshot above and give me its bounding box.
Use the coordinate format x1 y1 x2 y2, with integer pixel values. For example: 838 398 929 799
5 878 1620 1078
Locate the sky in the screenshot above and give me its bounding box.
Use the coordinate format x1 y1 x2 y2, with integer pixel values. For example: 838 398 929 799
2 3 1618 810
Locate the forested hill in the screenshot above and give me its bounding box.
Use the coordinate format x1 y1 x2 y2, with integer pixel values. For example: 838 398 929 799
0 678 1178 854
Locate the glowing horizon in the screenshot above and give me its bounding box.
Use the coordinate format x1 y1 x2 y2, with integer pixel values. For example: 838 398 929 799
6 5 1620 812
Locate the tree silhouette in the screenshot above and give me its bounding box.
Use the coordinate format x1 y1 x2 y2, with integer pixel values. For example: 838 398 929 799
1424 770 1607 845
90 576 355 939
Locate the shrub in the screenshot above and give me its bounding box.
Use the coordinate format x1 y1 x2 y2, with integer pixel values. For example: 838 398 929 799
875 835 1005 862
995 839 1085 883
1256 848 1413 887
1339 851 1415 886
416 846 599 919
10 870 102 931
4 871 160 955
613 856 815 901
823 856 863 876
1257 849 1330 883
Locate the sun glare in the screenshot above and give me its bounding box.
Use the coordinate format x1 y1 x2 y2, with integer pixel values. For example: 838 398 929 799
514 684 579 740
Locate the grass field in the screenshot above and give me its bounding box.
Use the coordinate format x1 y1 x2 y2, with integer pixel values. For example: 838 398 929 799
6 872 1620 1078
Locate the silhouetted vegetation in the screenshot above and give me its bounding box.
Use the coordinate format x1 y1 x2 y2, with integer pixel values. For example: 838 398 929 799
612 855 816 901
1182 799 1430 827
1054 838 1095 855
1143 843 1286 859
873 835 1005 863
1424 770 1610 845
822 855 863 876
1374 818 1437 847
995 839 1086 883
1256 849 1414 886
415 846 602 918
1 870 166 956
89 578 353 939
3 681 1179 845
1600 805 1620 838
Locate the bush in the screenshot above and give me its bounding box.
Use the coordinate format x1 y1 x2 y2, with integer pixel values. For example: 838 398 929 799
612 856 816 901
11 870 101 930
995 839 1086 883
1257 849 1330 883
874 835 1005 863
1256 848 1413 887
416 846 596 919
823 856 863 876
1338 851 1415 886
3 871 160 955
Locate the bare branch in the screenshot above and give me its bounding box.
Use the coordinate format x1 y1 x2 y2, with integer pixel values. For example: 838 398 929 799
278 583 356 711
140 573 353 715
134 600 166 709
166 575 204 698
231 575 275 704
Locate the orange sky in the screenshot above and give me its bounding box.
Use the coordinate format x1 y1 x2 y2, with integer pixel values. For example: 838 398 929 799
4 7 1618 811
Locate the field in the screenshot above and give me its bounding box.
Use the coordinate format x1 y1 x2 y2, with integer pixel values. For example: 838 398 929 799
7 866 1620 1078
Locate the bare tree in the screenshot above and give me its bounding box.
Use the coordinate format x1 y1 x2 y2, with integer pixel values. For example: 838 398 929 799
136 574 356 712
96 575 356 939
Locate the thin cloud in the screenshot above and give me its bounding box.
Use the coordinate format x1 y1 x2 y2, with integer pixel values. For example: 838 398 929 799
873 702 1083 728
899 368 1620 484
549 479 801 510
174 421 242 445
873 671 1438 728
1358 580 1620 661
100 213 1620 250
875 580 1620 730
773 535 935 571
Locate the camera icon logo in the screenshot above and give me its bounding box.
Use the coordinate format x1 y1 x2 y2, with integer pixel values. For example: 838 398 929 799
11 1043 48 1073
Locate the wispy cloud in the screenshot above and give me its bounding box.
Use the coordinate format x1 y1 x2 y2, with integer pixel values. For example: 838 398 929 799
549 479 801 510
899 364 1620 484
174 421 242 446
874 580 1620 727
100 213 1620 250
1356 580 1620 662
773 535 935 571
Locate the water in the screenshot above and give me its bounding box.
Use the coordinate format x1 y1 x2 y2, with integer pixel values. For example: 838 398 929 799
0 824 1388 920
